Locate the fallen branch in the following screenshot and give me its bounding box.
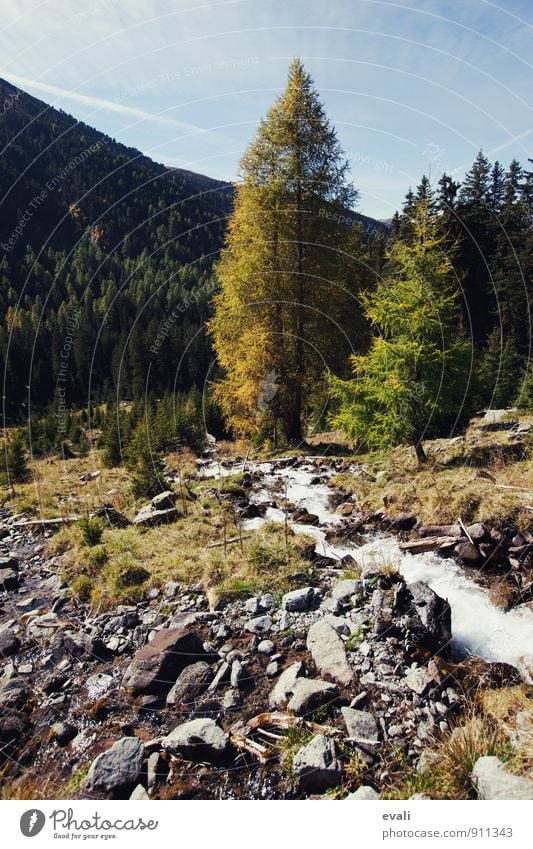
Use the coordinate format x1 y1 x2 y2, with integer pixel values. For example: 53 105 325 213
13 516 80 528
206 534 252 549
399 535 458 553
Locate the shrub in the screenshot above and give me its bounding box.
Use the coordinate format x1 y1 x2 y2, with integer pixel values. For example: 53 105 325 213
77 516 103 546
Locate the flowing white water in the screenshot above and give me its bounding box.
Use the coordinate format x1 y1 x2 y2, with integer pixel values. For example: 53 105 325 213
202 458 533 680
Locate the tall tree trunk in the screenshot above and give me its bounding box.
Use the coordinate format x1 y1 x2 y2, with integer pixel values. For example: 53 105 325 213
293 128 304 441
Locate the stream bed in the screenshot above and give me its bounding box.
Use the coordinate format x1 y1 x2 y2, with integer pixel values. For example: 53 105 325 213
200 456 533 681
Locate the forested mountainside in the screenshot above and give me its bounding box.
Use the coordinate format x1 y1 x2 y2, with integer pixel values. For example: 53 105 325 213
0 77 388 426
0 77 233 417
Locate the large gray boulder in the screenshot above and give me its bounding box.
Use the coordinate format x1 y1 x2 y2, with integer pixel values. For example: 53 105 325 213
162 718 227 759
268 661 304 709
293 734 342 793
472 756 533 800
122 620 206 694
287 678 338 716
166 661 213 706
307 619 354 686
86 737 144 792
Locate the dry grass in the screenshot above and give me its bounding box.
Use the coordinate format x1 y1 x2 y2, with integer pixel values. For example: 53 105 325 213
332 417 532 528
51 501 315 610
3 448 132 519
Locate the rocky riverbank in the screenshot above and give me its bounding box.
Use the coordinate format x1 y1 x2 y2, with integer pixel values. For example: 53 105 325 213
1 451 532 800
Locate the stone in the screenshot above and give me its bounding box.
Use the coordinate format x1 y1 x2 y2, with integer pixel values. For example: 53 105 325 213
207 661 230 692
341 708 379 743
0 679 29 709
282 587 315 612
244 615 272 635
0 568 19 591
472 756 533 800
467 523 488 542
245 597 262 615
406 581 452 652
345 785 379 800
129 784 149 800
331 579 360 604
325 615 350 635
27 613 61 640
86 737 144 792
230 659 246 688
63 630 108 661
0 629 20 657
268 661 304 709
221 689 241 711
166 661 213 706
266 661 279 677
123 623 206 695
455 541 481 565
287 678 338 716
405 667 434 696
162 718 227 759
0 713 28 745
151 491 176 510
51 721 78 746
133 504 178 526
147 751 165 790
257 639 275 655
306 619 354 686
259 593 274 610
293 734 342 793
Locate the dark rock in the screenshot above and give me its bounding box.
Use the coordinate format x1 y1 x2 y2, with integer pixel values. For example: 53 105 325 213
122 622 207 695
406 581 452 652
467 523 489 542
455 542 482 565
92 504 130 527
0 712 29 745
388 514 417 531
62 630 109 662
0 629 20 657
0 679 30 709
0 568 19 591
86 737 144 792
51 721 78 746
166 661 213 706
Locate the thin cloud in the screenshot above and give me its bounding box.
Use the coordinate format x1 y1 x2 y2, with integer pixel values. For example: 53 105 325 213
5 72 222 139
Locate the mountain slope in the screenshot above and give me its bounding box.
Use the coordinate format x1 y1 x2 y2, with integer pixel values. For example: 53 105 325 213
0 78 386 422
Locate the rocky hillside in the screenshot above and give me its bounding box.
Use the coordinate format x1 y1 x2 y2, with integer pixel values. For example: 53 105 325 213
1 435 532 800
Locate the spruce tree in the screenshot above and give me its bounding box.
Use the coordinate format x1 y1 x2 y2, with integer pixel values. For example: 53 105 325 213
330 193 470 461
209 59 368 442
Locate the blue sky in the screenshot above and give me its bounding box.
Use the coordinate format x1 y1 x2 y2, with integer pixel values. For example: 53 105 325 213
1 0 531 218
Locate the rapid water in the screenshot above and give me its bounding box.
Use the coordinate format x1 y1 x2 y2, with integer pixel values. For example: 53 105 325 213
202 459 533 681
